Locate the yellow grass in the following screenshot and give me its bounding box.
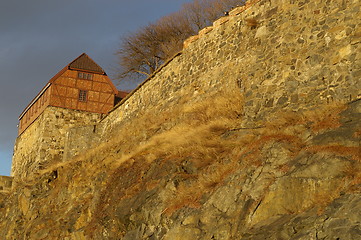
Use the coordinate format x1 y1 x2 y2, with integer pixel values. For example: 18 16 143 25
25 86 359 222
306 145 361 162
303 102 346 133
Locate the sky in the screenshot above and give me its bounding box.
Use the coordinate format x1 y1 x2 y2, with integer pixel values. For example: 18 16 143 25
0 0 192 176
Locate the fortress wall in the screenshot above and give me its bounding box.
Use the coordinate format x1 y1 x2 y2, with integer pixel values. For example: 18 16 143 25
12 112 46 179
98 0 360 139
0 176 13 192
63 125 100 161
12 107 101 179
12 0 361 176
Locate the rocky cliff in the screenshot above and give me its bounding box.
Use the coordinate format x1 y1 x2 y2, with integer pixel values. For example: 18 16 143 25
1 0 360 239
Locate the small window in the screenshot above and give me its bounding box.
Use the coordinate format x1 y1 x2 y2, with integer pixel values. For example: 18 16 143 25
78 72 93 80
78 90 87 102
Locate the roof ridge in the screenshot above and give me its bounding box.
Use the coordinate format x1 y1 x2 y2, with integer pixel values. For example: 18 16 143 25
68 53 106 74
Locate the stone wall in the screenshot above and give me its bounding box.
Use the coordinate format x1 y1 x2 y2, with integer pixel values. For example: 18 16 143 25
0 176 12 192
63 125 100 161
97 0 360 139
4 0 360 238
12 106 101 179
12 0 361 178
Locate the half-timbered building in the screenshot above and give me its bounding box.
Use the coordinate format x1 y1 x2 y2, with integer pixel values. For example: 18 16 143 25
12 53 128 178
18 53 123 135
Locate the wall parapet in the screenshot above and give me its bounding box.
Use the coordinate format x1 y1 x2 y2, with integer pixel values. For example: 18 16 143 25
183 0 261 49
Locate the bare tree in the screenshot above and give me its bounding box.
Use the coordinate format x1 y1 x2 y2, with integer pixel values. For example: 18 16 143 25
116 0 245 82
155 11 195 58
183 0 245 31
117 25 162 79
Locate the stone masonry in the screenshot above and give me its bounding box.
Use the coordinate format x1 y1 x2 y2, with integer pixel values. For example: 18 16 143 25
12 107 101 179
2 0 360 238
95 0 361 143
0 176 12 193
11 0 361 179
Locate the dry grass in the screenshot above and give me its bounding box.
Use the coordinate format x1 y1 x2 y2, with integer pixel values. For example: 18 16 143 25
164 161 238 216
86 89 246 221
24 85 358 228
278 164 291 173
313 184 344 215
312 162 361 215
57 93 353 219
306 145 361 162
303 102 346 133
236 134 304 167
163 183 203 216
264 102 346 136
343 163 361 188
354 129 361 138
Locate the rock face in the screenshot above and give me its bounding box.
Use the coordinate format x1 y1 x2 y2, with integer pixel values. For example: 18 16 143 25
1 0 361 239
1 97 360 239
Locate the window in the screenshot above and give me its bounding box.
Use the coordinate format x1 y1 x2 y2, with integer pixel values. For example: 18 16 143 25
78 72 93 80
78 90 87 102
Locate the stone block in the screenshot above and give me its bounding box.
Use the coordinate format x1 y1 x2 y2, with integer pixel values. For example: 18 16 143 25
183 35 199 49
213 16 229 27
198 26 213 37
163 226 201 240
0 176 13 192
339 44 352 58
229 6 246 16
255 26 268 38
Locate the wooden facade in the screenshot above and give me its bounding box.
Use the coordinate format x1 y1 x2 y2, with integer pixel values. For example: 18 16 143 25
18 53 121 135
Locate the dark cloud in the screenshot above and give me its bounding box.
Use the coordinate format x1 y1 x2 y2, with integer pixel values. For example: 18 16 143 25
0 0 192 175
